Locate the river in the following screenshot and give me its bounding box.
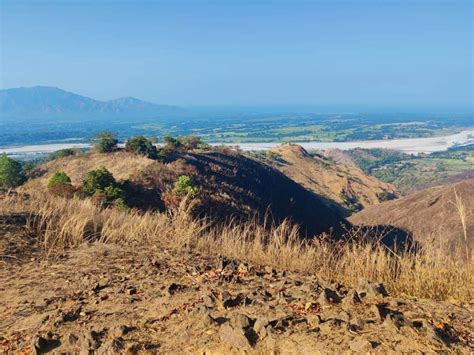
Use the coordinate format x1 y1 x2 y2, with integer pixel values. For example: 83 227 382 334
1 129 473 159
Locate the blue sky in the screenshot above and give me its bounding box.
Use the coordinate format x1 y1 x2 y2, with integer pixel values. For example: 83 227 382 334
0 0 472 110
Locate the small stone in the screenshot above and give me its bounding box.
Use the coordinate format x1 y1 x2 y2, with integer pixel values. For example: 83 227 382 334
318 320 335 334
342 290 362 309
357 278 389 299
68 333 78 345
254 317 269 334
150 258 160 268
306 314 321 328
370 304 384 321
231 314 250 328
102 337 125 353
111 325 132 338
348 317 365 333
383 312 405 330
349 338 373 352
337 311 350 323
219 324 251 350
264 266 277 276
238 263 248 273
81 330 102 351
220 291 232 302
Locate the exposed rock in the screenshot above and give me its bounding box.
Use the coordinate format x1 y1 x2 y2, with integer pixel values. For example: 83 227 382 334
349 338 373 352
1 226 473 354
306 314 321 328
254 317 269 335
342 289 362 309
219 324 252 350
357 278 389 299
231 313 251 328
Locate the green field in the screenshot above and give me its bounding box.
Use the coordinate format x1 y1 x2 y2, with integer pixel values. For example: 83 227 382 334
346 145 474 194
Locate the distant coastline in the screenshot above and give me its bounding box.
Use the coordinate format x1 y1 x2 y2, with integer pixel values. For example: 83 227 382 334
1 129 473 159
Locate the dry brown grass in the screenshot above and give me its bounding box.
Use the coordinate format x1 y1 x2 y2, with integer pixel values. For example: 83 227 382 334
25 151 154 188
1 191 472 302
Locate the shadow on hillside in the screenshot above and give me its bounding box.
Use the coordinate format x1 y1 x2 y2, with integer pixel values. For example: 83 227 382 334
348 225 418 254
182 151 351 238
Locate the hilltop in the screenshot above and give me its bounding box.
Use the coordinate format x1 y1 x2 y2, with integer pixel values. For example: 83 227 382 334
26 148 349 237
259 144 398 215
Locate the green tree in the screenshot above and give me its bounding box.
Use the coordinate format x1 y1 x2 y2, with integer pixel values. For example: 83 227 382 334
91 131 118 153
0 154 26 189
83 167 116 196
163 136 182 149
125 136 158 159
172 175 199 197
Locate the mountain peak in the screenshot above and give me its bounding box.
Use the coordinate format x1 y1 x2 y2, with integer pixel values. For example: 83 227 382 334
0 86 179 119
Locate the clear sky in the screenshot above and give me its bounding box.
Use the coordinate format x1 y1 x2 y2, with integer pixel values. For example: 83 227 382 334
0 0 472 110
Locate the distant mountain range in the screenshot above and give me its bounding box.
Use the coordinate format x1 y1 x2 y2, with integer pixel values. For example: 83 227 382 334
0 86 180 120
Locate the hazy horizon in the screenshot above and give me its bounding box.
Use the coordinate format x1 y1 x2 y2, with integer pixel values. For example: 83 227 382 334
1 0 472 110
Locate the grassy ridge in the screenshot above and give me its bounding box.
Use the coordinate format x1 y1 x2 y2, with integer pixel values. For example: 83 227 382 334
1 191 472 302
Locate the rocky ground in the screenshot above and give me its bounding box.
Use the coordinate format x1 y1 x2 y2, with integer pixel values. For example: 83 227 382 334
1 214 473 354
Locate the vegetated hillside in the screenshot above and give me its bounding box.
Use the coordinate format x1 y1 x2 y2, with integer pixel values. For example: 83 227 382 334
27 149 349 238
260 144 398 215
349 179 474 250
344 145 474 194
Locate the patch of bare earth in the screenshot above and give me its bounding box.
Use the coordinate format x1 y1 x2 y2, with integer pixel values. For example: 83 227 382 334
1 219 472 353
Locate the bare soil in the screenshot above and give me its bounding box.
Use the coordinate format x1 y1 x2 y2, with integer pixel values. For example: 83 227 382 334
1 216 473 354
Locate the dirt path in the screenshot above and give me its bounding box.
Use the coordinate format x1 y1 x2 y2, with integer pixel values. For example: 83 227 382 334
1 217 473 353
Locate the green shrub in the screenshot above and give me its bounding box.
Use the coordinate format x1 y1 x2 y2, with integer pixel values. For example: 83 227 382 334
163 136 182 149
48 148 81 161
91 131 118 153
83 167 116 196
125 136 158 158
0 154 26 189
47 171 75 197
172 175 199 197
83 168 130 209
47 171 71 188
113 198 130 211
104 185 126 200
178 136 210 150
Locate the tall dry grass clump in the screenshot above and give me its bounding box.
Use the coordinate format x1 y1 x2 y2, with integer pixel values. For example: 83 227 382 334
450 187 470 261
1 191 472 302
